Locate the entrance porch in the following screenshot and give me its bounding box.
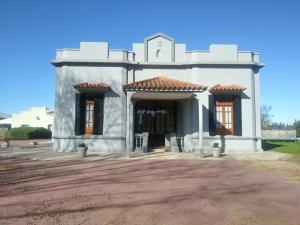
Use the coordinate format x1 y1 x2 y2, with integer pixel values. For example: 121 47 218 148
135 99 184 152
123 76 208 157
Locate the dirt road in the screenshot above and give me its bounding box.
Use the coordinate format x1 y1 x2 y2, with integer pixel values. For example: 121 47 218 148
0 157 300 225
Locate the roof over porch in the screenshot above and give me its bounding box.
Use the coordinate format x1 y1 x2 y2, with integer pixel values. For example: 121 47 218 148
123 76 207 92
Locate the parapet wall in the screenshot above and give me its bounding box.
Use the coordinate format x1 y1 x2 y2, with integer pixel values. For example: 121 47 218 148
54 33 261 65
56 42 135 61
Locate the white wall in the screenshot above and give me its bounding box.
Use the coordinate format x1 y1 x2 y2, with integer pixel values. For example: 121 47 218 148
12 107 53 130
147 36 173 62
53 65 127 152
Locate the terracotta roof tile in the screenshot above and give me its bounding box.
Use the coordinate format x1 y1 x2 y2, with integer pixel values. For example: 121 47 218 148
209 84 246 93
124 76 206 91
74 82 111 90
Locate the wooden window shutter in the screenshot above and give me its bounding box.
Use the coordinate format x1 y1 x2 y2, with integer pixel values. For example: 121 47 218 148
94 94 104 135
75 93 85 135
208 95 215 135
233 95 242 136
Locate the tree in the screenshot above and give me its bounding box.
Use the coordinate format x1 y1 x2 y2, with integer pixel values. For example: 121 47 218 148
260 105 273 129
294 120 300 128
294 120 300 137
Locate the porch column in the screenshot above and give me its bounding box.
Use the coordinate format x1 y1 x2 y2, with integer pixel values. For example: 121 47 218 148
195 93 204 158
126 91 134 158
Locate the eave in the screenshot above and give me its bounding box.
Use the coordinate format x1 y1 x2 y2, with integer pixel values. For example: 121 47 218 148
50 59 266 68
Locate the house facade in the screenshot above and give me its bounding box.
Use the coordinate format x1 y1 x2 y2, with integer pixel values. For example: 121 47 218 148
51 33 264 155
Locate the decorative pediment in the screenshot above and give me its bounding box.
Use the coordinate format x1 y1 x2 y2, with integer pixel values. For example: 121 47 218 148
144 33 175 62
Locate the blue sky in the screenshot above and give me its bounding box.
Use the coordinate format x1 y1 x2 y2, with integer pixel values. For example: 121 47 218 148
0 0 299 123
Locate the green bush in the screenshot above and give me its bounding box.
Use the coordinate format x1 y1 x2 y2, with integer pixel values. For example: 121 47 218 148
5 127 52 140
297 128 300 138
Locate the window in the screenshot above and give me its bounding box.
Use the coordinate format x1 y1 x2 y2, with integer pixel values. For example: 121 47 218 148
209 95 242 136
215 101 234 135
75 93 104 135
85 100 94 135
156 49 161 58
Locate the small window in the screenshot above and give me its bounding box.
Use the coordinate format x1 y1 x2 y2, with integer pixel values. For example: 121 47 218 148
85 100 94 134
156 49 161 58
214 97 234 135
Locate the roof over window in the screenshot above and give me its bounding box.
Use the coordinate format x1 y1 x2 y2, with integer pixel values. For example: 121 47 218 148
74 82 111 91
209 84 246 93
123 76 207 92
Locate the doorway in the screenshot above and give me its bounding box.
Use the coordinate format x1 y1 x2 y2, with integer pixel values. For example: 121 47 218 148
135 100 177 149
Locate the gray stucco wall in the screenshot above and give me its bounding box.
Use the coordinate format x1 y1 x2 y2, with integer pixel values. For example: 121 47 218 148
53 65 127 152
52 32 264 154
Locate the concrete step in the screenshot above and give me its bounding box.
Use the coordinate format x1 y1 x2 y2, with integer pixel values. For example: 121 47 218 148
152 147 166 153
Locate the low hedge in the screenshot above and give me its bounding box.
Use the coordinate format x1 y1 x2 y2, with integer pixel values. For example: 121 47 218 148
5 127 52 140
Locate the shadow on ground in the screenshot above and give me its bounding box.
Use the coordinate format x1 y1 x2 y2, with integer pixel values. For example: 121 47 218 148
0 155 300 225
262 140 283 151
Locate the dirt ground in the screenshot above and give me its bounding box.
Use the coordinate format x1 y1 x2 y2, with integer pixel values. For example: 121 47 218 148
7 139 52 147
247 159 300 184
1 157 300 225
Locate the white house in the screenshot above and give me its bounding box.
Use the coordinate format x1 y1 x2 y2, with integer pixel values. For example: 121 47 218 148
0 112 10 120
0 117 12 135
11 107 54 131
51 33 264 155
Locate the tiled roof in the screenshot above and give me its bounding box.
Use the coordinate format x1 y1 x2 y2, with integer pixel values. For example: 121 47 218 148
209 84 246 92
74 82 111 91
124 76 207 91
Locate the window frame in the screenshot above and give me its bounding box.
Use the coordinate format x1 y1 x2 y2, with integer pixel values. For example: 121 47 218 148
213 95 235 135
75 92 104 136
84 99 95 135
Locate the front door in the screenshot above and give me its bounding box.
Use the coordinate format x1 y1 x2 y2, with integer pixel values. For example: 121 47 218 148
135 100 177 149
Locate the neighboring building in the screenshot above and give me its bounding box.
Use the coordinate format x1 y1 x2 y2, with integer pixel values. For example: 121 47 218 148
262 129 297 141
0 117 11 135
51 33 264 154
0 112 10 120
11 107 54 131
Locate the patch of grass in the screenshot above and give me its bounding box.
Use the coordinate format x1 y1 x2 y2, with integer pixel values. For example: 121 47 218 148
263 141 300 155
263 141 300 164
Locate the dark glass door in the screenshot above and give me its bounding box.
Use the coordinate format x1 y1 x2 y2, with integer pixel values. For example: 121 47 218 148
135 100 177 148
